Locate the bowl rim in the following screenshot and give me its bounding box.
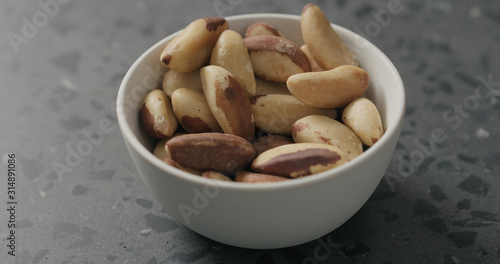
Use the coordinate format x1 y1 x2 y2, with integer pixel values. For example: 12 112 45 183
117 13 406 191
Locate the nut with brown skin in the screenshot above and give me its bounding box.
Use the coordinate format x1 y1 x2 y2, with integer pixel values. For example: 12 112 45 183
162 157 203 176
286 65 369 108
140 89 178 139
160 17 228 73
171 88 222 133
167 133 256 174
301 4 358 70
252 135 294 156
244 35 311 83
250 94 337 135
251 143 347 178
292 115 363 161
162 69 203 98
201 65 255 141
210 30 257 97
245 22 284 38
235 171 290 183
342 97 384 146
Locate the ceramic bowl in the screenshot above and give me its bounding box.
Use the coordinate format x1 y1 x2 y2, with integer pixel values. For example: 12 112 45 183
117 13 405 249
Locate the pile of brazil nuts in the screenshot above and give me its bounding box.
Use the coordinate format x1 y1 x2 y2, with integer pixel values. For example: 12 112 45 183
140 4 384 183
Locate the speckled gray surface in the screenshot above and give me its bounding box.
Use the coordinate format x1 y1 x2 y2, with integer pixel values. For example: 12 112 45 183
1 0 499 263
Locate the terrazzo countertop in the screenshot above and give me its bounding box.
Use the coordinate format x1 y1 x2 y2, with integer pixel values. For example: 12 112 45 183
1 0 499 263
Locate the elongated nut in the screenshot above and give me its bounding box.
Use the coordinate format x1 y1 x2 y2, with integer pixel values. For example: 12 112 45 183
292 115 363 161
153 133 202 175
201 65 255 141
167 133 256 173
245 22 283 38
300 45 325 72
244 35 311 83
211 30 257 97
342 98 384 146
255 78 290 95
235 171 290 183
202 171 233 182
286 65 369 108
171 88 222 133
160 17 228 73
162 157 202 176
140 89 178 139
301 4 358 70
153 133 186 160
162 69 203 97
250 94 337 135
251 143 347 178
253 135 294 156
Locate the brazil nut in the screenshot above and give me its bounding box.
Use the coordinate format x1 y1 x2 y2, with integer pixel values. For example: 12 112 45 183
292 115 363 161
210 30 257 97
162 69 203 98
342 97 384 146
252 135 294 156
301 4 358 70
160 17 228 73
286 65 369 108
251 143 347 178
255 78 290 95
244 35 311 83
200 65 255 141
162 157 202 175
167 133 256 173
140 89 178 139
300 45 325 72
245 22 283 38
171 88 222 133
250 94 337 135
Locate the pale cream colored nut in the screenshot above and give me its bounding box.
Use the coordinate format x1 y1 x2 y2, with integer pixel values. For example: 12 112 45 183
286 65 369 108
251 143 347 178
160 17 228 73
250 94 337 135
235 171 290 183
252 135 294 156
255 78 290 95
201 171 233 182
301 4 358 70
162 157 202 176
171 88 222 133
244 35 311 83
200 65 255 141
210 30 257 97
245 22 284 38
153 138 170 160
167 133 256 173
342 97 384 146
292 115 363 161
300 45 325 72
162 69 203 98
140 89 178 139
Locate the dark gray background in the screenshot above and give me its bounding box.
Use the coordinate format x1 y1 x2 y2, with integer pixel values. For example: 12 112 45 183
1 0 499 263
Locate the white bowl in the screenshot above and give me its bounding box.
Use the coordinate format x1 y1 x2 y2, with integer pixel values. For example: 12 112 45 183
117 13 405 249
